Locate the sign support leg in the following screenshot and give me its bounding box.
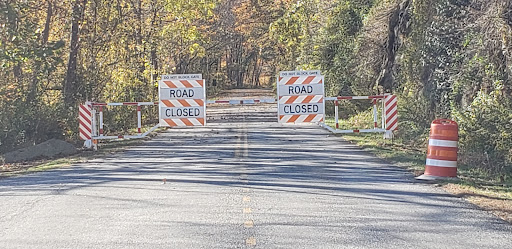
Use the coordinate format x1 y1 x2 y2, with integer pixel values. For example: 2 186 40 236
137 106 142 134
99 106 104 136
373 99 378 129
91 108 98 151
335 100 339 130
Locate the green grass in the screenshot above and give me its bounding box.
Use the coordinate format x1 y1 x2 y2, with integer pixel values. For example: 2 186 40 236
336 132 426 174
1 158 77 178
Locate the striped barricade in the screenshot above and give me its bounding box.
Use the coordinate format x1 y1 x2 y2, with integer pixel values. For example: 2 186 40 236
277 71 325 124
280 114 324 123
385 95 398 131
322 95 397 135
79 103 93 141
279 95 323 105
91 102 157 136
159 75 206 127
80 101 160 150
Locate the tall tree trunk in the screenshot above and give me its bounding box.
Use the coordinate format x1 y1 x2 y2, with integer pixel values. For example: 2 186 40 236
376 0 410 93
63 0 87 104
134 0 145 97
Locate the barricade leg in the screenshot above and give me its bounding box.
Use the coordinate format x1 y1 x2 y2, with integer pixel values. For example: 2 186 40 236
335 100 339 130
373 99 378 129
137 106 142 134
99 106 104 136
91 108 98 151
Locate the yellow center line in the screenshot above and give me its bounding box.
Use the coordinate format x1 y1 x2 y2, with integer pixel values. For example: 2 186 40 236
246 237 256 246
239 115 255 246
244 220 254 228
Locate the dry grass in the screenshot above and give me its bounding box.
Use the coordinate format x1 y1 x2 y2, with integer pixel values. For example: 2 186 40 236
443 183 512 223
336 131 512 224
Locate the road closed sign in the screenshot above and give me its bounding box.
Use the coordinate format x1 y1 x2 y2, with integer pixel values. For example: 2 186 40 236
278 71 325 124
159 74 206 127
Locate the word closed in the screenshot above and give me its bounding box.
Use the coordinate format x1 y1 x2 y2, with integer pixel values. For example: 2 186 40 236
163 107 202 117
280 104 324 115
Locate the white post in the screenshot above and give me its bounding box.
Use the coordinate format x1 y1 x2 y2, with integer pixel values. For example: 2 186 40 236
137 105 142 134
381 98 386 129
91 107 98 151
373 99 378 129
335 100 339 130
99 106 104 136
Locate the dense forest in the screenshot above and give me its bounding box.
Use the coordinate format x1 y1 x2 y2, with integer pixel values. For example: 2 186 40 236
1 0 511 176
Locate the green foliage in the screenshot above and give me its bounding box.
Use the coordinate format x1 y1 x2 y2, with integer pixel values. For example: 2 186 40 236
320 2 363 97
274 0 512 176
1 0 511 179
453 90 512 175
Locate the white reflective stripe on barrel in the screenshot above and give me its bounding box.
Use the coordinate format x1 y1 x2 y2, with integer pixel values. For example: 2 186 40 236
428 139 458 148
426 158 457 168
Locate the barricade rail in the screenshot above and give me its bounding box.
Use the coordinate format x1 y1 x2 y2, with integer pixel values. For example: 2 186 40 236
324 94 397 138
79 95 398 149
207 99 277 105
80 101 160 150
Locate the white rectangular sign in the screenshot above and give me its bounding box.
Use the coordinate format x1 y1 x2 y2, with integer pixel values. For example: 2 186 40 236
159 74 206 127
161 74 202 80
280 70 321 77
277 71 325 124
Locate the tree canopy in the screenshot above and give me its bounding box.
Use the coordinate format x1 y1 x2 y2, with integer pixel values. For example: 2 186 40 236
1 0 511 175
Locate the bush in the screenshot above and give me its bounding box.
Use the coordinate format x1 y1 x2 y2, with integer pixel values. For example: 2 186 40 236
453 90 512 176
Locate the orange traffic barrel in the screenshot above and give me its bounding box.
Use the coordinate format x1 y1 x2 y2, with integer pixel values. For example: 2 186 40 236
417 119 458 180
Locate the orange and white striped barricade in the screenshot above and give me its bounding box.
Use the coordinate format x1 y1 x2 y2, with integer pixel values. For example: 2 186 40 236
90 101 159 139
321 95 388 134
80 101 160 150
159 74 206 127
277 70 325 124
417 119 459 180
384 95 398 139
79 102 94 148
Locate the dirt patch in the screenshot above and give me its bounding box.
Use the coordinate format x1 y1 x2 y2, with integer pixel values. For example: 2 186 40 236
443 184 512 224
0 138 148 178
1 139 78 164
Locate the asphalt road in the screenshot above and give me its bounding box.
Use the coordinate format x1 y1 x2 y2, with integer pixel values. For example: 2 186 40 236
1 102 511 248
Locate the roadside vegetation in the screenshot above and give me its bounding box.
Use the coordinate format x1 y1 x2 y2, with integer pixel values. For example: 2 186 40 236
326 110 512 223
1 0 511 218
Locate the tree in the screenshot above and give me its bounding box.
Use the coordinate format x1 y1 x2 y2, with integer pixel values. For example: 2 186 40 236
63 0 87 104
